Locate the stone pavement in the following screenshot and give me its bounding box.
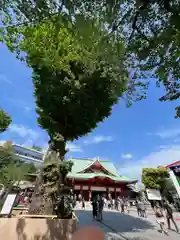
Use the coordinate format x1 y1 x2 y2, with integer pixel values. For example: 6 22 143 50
74 204 180 240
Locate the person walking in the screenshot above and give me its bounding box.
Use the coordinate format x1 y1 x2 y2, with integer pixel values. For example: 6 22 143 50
163 201 179 233
120 198 125 213
139 200 147 218
155 204 168 235
98 195 104 221
117 197 121 211
125 198 130 214
82 197 85 209
103 197 107 208
92 196 98 219
136 200 141 216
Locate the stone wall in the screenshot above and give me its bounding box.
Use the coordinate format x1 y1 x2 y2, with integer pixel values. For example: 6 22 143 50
0 217 77 240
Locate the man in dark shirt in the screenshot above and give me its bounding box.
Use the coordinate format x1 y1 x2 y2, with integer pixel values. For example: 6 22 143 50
97 195 104 221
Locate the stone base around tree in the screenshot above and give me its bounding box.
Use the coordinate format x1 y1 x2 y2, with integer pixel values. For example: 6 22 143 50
0 213 77 240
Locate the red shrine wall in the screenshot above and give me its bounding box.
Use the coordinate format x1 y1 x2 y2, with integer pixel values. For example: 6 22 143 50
67 178 129 200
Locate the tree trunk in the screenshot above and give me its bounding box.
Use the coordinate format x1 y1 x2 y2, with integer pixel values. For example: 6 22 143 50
28 147 56 215
28 138 67 216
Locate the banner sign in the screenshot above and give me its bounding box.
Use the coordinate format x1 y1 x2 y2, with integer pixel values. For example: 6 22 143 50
169 165 180 186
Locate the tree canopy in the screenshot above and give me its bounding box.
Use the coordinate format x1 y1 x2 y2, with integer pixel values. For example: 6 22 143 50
4 16 127 160
0 109 12 133
142 167 169 190
0 0 180 117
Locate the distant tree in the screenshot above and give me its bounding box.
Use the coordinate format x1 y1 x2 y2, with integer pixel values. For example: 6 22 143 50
22 162 37 174
31 145 42 152
142 168 169 190
0 142 20 170
0 143 37 186
1 163 25 187
0 109 11 133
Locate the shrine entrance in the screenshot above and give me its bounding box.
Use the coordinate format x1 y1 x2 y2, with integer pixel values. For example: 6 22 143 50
91 191 106 199
90 186 107 199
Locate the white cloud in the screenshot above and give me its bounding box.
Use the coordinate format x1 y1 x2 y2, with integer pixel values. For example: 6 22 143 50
159 144 180 150
0 140 6 146
9 124 39 140
7 98 32 113
0 74 14 86
24 106 31 113
84 135 113 145
66 142 83 153
118 145 180 181
121 153 133 159
174 138 180 143
154 127 180 139
8 123 49 149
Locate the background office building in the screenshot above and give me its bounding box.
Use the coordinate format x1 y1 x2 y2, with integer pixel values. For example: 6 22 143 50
0 140 44 167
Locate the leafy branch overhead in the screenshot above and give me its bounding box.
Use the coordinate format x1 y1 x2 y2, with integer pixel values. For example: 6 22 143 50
1 0 179 117
0 109 11 133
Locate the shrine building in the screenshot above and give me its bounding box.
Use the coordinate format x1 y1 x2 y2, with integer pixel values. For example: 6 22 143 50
66 157 138 200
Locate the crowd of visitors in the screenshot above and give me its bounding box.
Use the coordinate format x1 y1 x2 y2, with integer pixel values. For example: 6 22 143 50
75 193 179 235
15 190 33 207
76 194 131 221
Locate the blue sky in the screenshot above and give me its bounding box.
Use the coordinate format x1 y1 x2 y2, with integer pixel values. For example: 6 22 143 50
0 44 180 180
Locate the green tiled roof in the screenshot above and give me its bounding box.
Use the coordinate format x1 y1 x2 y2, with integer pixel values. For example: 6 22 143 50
67 158 137 183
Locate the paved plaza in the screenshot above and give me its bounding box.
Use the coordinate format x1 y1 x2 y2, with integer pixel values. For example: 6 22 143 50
74 204 180 240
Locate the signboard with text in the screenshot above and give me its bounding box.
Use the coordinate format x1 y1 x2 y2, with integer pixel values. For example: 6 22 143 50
146 189 162 201
0 194 17 216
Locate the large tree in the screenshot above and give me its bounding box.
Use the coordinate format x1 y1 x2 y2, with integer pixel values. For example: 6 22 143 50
0 1 180 117
0 109 11 133
3 16 128 217
142 168 169 190
5 16 127 161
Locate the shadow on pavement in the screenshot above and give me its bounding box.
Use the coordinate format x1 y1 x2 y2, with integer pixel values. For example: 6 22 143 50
76 209 155 234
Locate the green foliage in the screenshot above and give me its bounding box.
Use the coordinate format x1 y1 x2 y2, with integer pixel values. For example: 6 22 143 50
0 199 4 211
0 109 11 133
42 158 73 218
2 16 127 161
125 0 180 117
1 163 25 186
31 145 42 152
0 143 37 185
42 160 73 192
0 143 20 169
21 162 37 174
142 168 169 190
1 0 179 117
23 18 126 144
